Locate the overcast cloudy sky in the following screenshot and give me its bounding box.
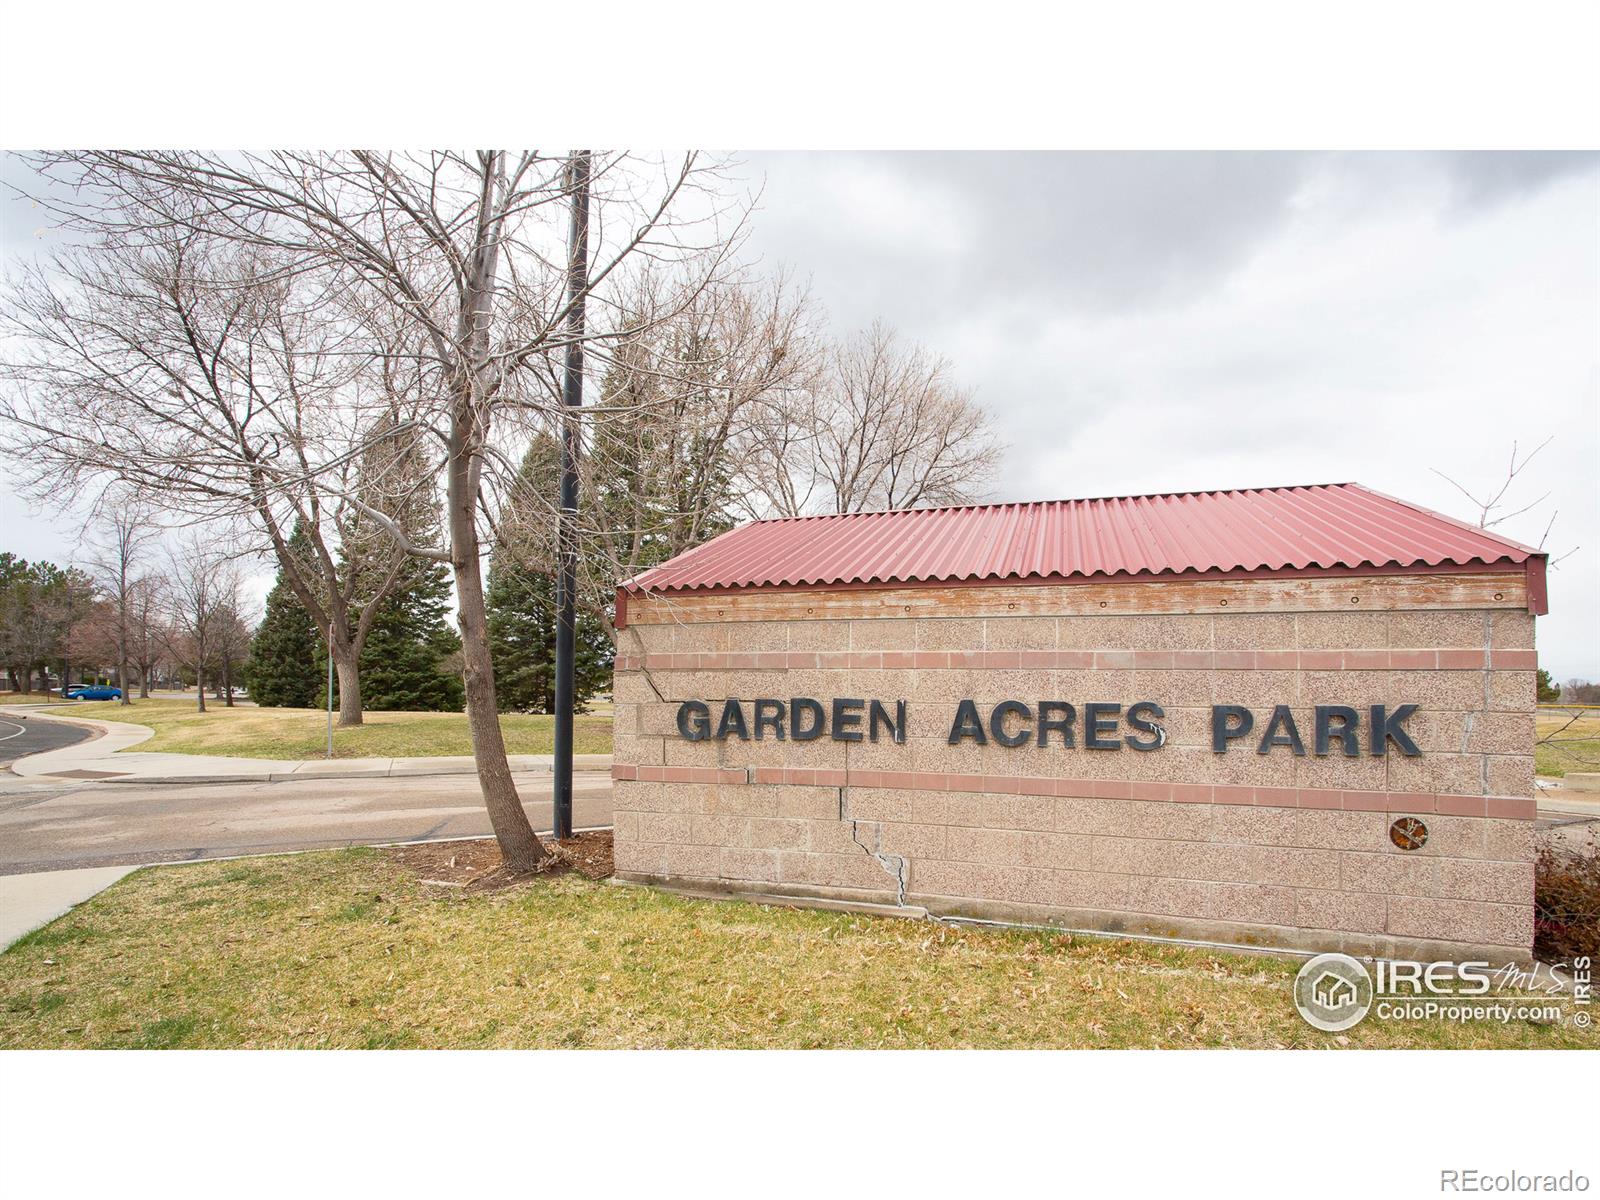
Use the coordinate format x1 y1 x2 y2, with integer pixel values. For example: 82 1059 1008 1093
734 152 1600 679
2 152 1596 679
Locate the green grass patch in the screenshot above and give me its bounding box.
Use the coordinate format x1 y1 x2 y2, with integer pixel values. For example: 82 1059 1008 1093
134 1016 201 1049
9 923 100 951
62 699 612 760
1 849 1593 1050
5 991 67 1015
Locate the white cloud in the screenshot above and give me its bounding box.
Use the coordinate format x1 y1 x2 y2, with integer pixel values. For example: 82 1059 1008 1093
4 152 1596 678
744 153 1600 679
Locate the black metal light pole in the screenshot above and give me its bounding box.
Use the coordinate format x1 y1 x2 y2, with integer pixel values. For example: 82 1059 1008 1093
553 149 591 841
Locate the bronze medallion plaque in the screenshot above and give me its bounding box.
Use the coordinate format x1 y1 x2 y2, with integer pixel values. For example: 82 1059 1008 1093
1389 817 1429 851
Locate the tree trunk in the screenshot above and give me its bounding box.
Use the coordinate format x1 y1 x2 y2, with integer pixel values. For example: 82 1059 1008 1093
448 441 547 873
332 642 363 727
222 656 234 707
138 666 150 699
118 628 130 706
195 665 207 713
441 153 548 874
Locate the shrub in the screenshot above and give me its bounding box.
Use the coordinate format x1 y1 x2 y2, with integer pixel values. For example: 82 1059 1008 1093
1534 829 1600 962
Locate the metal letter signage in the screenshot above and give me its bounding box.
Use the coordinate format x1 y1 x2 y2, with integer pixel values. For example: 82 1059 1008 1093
671 699 1422 760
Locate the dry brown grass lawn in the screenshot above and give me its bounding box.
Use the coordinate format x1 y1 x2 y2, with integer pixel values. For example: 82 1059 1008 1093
1536 709 1600 779
2 848 1594 1050
61 699 612 759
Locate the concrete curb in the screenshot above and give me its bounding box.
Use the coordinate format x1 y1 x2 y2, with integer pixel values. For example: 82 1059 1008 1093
608 876 932 921
1 826 618 949
0 865 138 951
7 711 149 777
10 711 612 784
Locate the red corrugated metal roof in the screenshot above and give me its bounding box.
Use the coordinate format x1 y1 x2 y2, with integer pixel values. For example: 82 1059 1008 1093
622 483 1545 595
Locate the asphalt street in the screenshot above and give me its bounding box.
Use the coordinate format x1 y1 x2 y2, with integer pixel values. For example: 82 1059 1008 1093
0 770 614 874
0 714 95 766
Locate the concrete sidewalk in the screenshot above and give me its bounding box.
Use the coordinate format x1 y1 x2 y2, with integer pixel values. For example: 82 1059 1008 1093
0 865 137 950
1536 777 1600 818
11 711 611 785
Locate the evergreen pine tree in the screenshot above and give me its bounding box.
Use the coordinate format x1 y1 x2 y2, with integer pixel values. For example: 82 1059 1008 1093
331 408 466 713
245 526 322 707
486 558 611 714
357 556 465 712
488 435 613 714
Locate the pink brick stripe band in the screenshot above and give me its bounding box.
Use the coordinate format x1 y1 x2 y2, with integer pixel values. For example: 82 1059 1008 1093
614 648 1537 672
610 763 1536 820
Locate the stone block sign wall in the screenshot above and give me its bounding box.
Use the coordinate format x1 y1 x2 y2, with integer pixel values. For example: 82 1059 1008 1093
611 570 1538 962
608 485 1547 963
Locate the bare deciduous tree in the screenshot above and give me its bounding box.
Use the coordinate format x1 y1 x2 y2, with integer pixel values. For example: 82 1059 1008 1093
808 321 1002 515
211 597 253 706
163 540 235 714
127 575 168 698
65 594 119 684
5 150 742 871
1432 437 1579 565
504 274 1005 664
0 231 412 727
87 497 159 706
53 569 95 694
568 269 821 599
699 316 1004 522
